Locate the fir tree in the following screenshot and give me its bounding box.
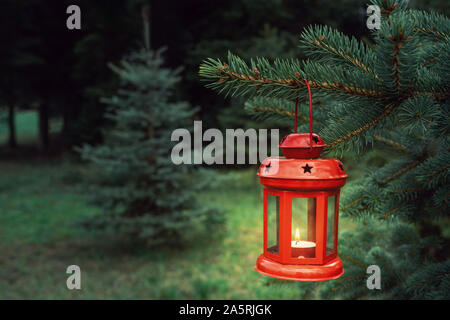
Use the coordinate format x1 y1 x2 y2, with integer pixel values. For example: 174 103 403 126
80 47 223 245
200 0 449 299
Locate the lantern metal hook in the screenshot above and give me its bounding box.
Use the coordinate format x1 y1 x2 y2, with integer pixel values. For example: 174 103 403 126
293 79 313 151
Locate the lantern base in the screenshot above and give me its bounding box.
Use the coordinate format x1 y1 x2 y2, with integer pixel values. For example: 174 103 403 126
254 255 344 281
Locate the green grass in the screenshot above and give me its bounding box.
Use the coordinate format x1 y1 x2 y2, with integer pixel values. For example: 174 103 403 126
0 160 355 299
0 111 356 299
0 110 62 145
0 163 278 299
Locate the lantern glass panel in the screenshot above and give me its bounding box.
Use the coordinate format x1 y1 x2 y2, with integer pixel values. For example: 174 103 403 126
267 194 280 255
291 197 316 258
327 195 337 255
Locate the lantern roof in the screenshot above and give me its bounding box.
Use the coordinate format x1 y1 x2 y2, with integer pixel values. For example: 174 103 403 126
279 133 326 159
257 157 347 191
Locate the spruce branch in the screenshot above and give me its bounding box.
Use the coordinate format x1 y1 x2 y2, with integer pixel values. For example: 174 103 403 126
199 53 305 100
299 25 378 77
389 33 412 91
405 261 450 299
329 273 368 291
326 103 396 148
415 27 450 40
339 254 367 269
199 8 449 298
419 39 450 85
341 197 364 212
381 3 398 19
248 104 316 124
391 187 424 194
302 61 382 98
339 184 381 218
390 187 427 203
244 97 324 125
415 153 450 189
200 6 449 158
382 205 403 219
398 95 441 134
374 11 419 96
199 52 383 101
374 135 408 153
371 0 408 19
380 160 422 185
422 56 439 68
412 10 450 41
416 68 449 102
432 186 450 211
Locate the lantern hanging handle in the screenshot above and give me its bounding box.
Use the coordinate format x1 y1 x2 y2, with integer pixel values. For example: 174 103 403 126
293 79 313 151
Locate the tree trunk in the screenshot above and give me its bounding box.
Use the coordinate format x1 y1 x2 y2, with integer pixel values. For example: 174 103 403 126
8 104 17 148
62 98 78 144
39 104 50 150
62 103 72 146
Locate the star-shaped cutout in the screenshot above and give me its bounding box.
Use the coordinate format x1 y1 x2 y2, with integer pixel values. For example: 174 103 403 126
338 163 344 171
302 163 313 173
312 136 319 144
265 162 271 173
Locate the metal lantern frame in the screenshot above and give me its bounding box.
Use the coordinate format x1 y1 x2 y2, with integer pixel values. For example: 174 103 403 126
262 188 340 266
254 79 348 281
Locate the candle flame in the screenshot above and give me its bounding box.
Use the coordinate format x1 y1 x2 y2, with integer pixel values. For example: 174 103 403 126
295 228 300 241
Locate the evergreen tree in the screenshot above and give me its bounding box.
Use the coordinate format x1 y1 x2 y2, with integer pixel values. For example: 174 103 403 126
80 48 223 244
200 0 449 298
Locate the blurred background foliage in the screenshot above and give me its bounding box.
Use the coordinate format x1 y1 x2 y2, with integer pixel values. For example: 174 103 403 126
0 0 448 299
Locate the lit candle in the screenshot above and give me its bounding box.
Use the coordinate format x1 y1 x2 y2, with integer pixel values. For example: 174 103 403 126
291 228 316 258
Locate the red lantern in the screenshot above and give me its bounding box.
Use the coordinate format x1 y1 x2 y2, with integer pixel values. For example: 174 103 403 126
254 80 348 281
